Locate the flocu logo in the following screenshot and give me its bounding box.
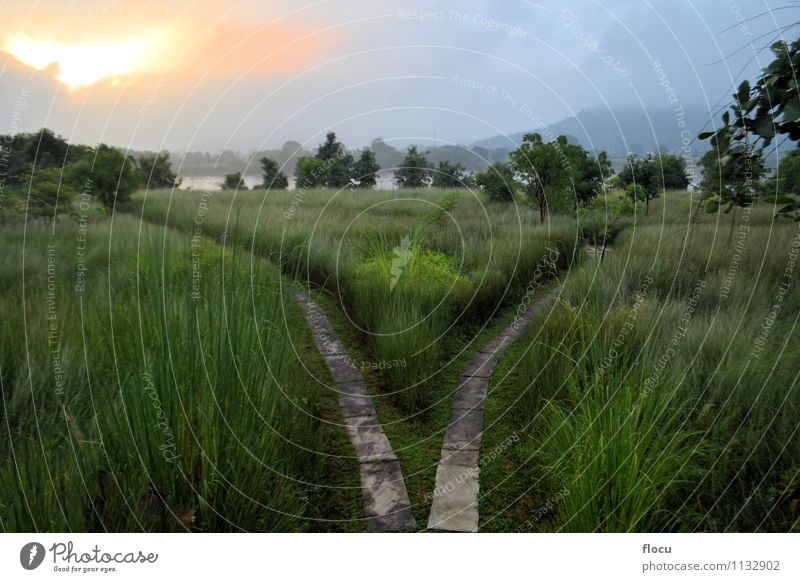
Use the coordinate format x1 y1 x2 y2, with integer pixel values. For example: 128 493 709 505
20 542 46 570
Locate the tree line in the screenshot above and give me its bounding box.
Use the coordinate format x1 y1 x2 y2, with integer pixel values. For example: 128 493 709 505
0 129 180 221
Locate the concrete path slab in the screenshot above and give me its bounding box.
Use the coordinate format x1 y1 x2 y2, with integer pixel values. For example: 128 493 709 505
361 462 416 531
426 286 560 532
294 290 415 531
427 464 480 532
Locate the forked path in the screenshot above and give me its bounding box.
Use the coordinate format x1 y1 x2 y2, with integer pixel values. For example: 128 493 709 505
293 291 416 531
427 287 561 532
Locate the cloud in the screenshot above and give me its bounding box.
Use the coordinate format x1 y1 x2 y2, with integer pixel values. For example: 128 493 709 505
0 0 335 91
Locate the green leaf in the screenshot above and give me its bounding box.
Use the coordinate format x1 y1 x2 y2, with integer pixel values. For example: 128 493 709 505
737 81 751 104
755 117 776 139
763 194 796 204
705 199 720 213
783 97 800 122
698 131 715 140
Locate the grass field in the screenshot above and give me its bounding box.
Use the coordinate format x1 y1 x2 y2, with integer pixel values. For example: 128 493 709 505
2 186 797 532
134 188 577 413
480 198 800 532
0 210 361 532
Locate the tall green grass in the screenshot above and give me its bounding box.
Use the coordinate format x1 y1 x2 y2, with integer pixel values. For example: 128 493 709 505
514 202 800 531
0 212 328 532
134 188 577 413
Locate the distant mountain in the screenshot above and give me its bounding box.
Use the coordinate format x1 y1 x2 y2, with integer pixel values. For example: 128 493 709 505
472 106 715 158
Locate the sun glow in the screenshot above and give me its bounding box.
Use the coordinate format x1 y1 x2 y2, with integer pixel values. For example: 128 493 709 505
2 33 160 89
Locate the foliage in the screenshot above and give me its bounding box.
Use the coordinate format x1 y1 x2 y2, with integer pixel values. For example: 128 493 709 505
616 154 660 213
431 161 468 188
700 41 800 219
352 150 380 188
221 171 247 190
260 156 289 189
578 191 637 245
699 144 765 214
394 145 431 188
657 153 690 190
509 133 570 222
0 128 89 185
295 156 328 188
316 131 341 162
66 145 140 211
138 151 181 189
16 168 76 221
474 162 517 202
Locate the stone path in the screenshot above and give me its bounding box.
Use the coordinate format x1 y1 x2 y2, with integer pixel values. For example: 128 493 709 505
293 291 416 532
426 287 560 532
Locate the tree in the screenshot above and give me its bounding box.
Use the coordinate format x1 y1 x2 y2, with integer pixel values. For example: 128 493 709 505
221 172 247 190
765 146 800 196
260 156 288 189
295 156 328 188
699 143 764 220
700 41 800 220
25 128 69 170
394 146 431 188
17 168 76 221
432 161 468 188
509 133 568 222
616 154 660 214
563 143 613 208
657 154 690 190
138 151 181 189
66 145 140 211
313 132 353 188
352 150 380 188
316 132 340 162
474 162 516 202
327 151 354 188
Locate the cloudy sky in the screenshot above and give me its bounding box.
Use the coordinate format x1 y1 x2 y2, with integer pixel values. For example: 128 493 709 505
0 0 793 153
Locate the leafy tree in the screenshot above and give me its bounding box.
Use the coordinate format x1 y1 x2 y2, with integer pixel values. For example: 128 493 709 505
776 146 800 196
563 144 613 208
17 168 76 221
313 132 353 188
657 154 690 190
509 133 568 222
616 154 660 214
327 151 354 188
1 129 89 185
221 172 247 190
295 156 328 188
138 151 181 189
474 162 516 202
700 41 800 219
260 156 288 189
66 145 140 211
316 132 341 162
352 150 380 188
699 144 765 218
432 161 468 188
25 128 69 169
394 146 431 188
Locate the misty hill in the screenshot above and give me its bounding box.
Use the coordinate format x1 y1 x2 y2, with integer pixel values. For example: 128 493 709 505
472 106 715 157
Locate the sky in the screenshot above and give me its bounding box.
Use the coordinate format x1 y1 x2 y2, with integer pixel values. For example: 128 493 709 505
0 0 795 154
